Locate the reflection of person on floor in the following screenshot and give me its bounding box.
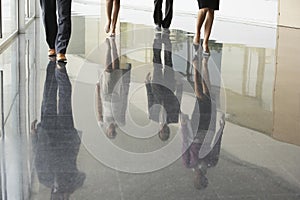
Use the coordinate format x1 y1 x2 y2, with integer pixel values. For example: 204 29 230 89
96 38 131 139
145 33 183 141
180 54 225 190
31 60 85 199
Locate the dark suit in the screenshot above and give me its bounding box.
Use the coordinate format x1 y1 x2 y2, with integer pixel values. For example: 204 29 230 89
40 0 72 54
153 0 173 28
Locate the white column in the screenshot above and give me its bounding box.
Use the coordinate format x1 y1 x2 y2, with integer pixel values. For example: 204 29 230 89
18 0 26 33
278 0 300 28
35 0 40 18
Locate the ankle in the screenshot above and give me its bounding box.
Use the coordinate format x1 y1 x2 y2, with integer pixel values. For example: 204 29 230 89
193 36 200 44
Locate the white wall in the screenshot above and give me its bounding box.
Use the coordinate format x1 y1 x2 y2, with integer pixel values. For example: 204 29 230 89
278 0 300 28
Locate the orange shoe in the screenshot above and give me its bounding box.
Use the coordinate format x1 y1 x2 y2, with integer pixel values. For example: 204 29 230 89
56 53 67 62
48 49 56 56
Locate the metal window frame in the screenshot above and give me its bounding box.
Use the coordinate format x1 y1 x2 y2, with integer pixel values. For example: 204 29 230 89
0 0 2 38
0 70 8 200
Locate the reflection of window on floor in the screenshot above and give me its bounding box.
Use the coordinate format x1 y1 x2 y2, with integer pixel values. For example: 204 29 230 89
223 45 275 134
241 47 275 111
242 48 264 98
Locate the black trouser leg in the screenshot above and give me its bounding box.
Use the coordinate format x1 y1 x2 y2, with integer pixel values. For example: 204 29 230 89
56 0 72 54
55 65 74 129
41 61 58 129
40 0 57 49
153 0 163 26
162 0 173 28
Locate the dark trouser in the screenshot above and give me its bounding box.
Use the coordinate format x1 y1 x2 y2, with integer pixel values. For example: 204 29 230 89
40 0 72 54
153 0 173 28
41 60 57 128
55 63 74 129
41 61 74 130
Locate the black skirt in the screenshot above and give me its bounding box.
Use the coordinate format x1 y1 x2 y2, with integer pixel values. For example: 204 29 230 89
197 0 220 10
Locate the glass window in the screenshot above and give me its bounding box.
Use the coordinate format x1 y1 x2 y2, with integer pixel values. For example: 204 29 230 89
0 0 17 42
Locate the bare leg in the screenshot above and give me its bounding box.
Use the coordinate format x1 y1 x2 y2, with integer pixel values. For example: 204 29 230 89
192 56 211 99
201 56 211 96
105 38 112 72
111 0 120 35
192 57 204 99
105 0 113 33
202 9 214 53
194 8 208 44
110 38 120 69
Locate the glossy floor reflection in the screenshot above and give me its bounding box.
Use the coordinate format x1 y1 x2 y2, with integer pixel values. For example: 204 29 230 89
1 14 300 200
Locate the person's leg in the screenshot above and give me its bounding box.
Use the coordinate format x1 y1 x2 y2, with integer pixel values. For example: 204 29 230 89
205 133 222 167
105 38 113 72
162 34 175 92
194 8 208 44
55 63 74 129
162 33 172 67
110 38 120 69
111 0 120 35
162 0 173 29
119 67 131 125
153 36 162 64
40 0 57 51
201 56 211 95
40 60 58 129
202 9 214 53
153 0 163 28
56 0 72 55
105 0 113 33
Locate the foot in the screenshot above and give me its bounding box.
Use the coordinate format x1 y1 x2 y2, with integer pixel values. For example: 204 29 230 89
162 28 170 34
105 23 111 33
48 56 56 62
202 44 210 56
57 53 67 62
155 25 162 32
155 32 161 39
105 38 111 48
110 25 116 37
193 35 200 45
193 43 200 52
56 62 67 70
48 49 56 56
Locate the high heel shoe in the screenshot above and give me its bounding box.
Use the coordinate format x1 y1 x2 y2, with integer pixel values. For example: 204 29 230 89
202 45 210 56
105 24 110 33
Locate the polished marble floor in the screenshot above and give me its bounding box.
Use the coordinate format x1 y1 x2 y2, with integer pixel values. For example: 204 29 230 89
0 7 300 200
